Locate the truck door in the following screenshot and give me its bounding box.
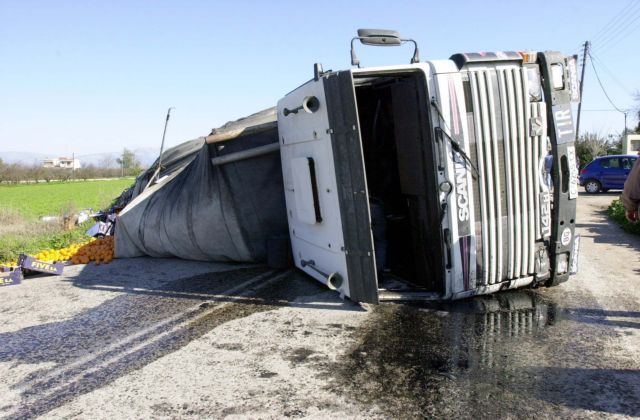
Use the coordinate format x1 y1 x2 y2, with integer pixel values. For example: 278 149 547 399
277 71 379 304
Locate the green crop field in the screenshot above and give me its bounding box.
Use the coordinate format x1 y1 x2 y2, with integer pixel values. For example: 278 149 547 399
0 178 134 218
0 178 134 262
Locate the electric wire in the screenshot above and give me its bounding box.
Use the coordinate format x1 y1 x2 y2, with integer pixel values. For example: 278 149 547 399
591 0 639 44
593 2 640 44
592 5 640 53
582 109 627 112
587 51 627 113
596 20 640 54
596 22 640 54
589 53 631 93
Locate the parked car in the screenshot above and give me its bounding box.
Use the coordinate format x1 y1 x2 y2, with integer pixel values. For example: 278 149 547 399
579 154 638 193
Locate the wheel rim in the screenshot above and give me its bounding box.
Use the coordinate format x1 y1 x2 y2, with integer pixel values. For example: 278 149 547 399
586 181 599 193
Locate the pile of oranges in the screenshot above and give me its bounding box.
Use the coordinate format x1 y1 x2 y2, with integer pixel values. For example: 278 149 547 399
0 236 115 268
70 236 115 265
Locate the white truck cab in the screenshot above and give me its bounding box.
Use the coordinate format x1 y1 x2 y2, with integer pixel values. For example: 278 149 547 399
277 29 580 303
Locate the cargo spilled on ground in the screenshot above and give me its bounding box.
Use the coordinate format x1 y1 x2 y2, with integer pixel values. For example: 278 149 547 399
0 179 132 264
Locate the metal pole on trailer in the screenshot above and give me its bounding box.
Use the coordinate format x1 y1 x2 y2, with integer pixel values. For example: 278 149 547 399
145 107 174 190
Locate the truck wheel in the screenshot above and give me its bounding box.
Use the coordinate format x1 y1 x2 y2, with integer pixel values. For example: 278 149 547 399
584 179 601 194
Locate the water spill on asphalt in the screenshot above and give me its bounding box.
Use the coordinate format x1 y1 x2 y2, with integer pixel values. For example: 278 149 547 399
331 290 564 418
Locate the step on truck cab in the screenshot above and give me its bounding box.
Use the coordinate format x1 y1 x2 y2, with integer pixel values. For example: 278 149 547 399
277 29 580 304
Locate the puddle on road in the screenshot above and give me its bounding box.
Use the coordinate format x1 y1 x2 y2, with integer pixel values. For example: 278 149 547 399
332 290 561 418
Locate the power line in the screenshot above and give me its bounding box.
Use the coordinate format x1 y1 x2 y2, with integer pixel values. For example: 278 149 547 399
570 2 638 58
589 53 631 93
587 52 631 134
591 0 639 44
593 8 640 52
594 2 640 44
582 109 628 112
597 22 640 54
588 51 626 113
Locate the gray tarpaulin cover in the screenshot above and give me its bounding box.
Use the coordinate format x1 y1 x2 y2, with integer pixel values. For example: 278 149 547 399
115 108 289 263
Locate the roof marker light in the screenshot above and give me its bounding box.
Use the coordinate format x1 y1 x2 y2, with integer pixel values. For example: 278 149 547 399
519 51 538 64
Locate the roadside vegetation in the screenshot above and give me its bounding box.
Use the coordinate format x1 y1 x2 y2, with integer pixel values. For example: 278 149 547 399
575 131 624 169
608 198 640 236
0 148 143 184
0 178 133 263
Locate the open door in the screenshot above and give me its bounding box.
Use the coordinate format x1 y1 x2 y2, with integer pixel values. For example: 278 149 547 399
277 71 379 303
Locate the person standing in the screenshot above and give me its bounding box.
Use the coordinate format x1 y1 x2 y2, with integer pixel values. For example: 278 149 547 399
622 157 640 223
544 153 553 190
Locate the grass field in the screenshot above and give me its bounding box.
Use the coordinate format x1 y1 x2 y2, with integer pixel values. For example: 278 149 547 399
0 178 134 262
0 178 134 219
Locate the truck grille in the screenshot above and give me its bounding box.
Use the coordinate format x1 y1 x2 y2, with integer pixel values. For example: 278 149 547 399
466 66 547 286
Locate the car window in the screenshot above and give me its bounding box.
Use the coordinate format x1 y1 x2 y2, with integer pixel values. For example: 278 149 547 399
622 157 637 169
600 158 620 169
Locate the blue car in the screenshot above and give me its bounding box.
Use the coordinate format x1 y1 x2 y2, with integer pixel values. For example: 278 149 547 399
579 154 638 193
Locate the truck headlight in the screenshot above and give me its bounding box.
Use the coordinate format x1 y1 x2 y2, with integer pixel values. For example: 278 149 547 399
526 67 542 102
551 63 565 90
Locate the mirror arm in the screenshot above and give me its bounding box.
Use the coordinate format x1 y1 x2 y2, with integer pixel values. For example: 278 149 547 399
350 37 361 68
401 39 420 64
351 36 420 67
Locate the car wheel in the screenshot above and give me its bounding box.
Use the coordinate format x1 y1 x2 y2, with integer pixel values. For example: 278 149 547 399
584 179 602 194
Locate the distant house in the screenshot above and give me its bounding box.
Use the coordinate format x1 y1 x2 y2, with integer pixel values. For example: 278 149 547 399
622 134 640 154
43 157 81 169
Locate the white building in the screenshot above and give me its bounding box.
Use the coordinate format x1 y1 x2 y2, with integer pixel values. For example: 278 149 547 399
43 157 81 169
622 134 640 154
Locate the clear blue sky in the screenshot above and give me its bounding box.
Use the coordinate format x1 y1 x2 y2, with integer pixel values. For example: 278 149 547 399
1 0 638 156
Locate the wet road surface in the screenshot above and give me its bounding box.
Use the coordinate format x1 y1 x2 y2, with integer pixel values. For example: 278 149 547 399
0 193 639 418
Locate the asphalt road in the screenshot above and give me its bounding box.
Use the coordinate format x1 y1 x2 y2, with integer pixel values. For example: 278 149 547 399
0 192 639 419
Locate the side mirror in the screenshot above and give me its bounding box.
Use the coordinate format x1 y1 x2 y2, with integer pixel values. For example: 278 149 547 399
357 28 402 46
350 28 420 67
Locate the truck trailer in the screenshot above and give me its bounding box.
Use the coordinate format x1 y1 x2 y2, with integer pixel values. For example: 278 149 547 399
277 29 580 304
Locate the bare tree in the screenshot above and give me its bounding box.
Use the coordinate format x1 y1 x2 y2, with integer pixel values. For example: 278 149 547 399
99 154 116 169
576 132 609 167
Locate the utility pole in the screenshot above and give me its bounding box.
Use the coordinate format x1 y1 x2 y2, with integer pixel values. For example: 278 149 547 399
575 40 590 141
72 152 75 181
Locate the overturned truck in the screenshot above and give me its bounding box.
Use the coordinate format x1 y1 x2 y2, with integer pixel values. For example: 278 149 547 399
117 29 580 304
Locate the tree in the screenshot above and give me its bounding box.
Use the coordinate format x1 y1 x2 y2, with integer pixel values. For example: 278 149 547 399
575 132 609 168
99 154 116 169
78 164 98 181
606 133 623 155
26 164 44 183
0 158 6 183
116 148 141 176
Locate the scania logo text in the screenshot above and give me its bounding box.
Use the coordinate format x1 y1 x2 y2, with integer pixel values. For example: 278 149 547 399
454 157 469 222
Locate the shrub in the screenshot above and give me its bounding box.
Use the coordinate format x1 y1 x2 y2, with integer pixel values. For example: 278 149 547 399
608 198 640 235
